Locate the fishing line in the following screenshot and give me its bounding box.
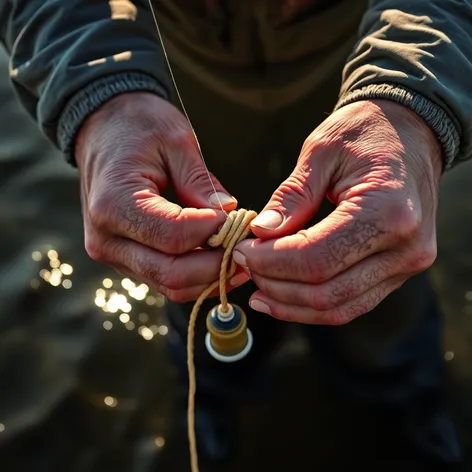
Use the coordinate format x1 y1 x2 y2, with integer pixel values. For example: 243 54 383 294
147 0 226 214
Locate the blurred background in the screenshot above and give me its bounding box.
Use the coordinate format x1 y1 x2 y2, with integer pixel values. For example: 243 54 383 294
0 45 471 472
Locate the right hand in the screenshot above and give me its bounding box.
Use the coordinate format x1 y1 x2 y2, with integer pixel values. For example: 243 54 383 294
75 92 248 302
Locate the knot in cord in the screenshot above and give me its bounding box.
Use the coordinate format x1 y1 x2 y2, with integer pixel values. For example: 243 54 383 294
207 209 257 311
187 208 257 472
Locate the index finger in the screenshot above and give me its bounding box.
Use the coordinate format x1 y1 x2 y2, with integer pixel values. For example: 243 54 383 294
90 186 227 255
235 205 391 283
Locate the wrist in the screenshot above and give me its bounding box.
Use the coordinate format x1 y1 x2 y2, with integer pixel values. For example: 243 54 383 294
355 99 443 180
377 99 442 180
335 84 460 169
58 73 168 165
75 92 167 168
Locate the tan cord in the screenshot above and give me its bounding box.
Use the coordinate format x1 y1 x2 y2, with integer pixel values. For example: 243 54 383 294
187 209 257 472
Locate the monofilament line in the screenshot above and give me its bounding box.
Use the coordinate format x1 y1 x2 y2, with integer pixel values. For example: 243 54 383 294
147 1 226 213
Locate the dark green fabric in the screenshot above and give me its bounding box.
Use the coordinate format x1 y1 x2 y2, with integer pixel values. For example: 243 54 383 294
0 0 171 143
338 1 472 166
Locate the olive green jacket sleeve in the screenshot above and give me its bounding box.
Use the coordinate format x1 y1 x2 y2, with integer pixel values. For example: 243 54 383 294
335 0 472 169
0 0 171 161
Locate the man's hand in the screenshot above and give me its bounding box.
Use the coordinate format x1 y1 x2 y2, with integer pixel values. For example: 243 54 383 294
234 99 443 324
76 92 249 302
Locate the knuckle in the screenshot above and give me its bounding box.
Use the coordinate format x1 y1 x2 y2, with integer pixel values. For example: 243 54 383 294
294 236 329 282
180 163 213 192
307 259 330 284
272 172 314 207
84 234 109 264
386 200 421 241
310 264 329 284
87 194 114 230
320 279 356 310
163 271 186 291
148 208 189 254
407 242 437 272
271 307 296 323
140 258 168 287
85 242 106 263
140 256 185 291
308 288 334 311
300 133 331 159
164 126 195 152
312 299 332 312
119 200 153 240
162 227 188 255
123 204 187 255
324 309 354 326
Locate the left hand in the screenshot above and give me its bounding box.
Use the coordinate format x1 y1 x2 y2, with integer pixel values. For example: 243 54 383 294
233 99 443 325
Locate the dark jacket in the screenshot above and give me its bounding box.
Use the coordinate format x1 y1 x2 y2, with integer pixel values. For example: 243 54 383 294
1 0 472 168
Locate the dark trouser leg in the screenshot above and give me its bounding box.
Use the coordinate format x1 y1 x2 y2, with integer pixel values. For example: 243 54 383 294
302 273 460 463
304 273 442 405
431 161 472 462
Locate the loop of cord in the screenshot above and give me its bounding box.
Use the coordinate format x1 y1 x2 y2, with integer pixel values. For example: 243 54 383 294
187 209 257 472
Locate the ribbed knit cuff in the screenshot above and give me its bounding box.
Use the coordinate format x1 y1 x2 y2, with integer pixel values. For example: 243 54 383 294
335 83 461 169
57 72 169 165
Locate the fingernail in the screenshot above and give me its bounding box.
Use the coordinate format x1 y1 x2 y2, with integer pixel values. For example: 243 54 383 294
252 210 284 230
232 250 247 268
209 192 236 208
229 273 250 287
250 299 271 315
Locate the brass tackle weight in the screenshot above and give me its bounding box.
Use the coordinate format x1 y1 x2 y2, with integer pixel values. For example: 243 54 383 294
205 303 253 362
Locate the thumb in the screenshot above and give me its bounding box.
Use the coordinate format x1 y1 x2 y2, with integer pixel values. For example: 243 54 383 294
251 160 330 239
166 138 237 212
